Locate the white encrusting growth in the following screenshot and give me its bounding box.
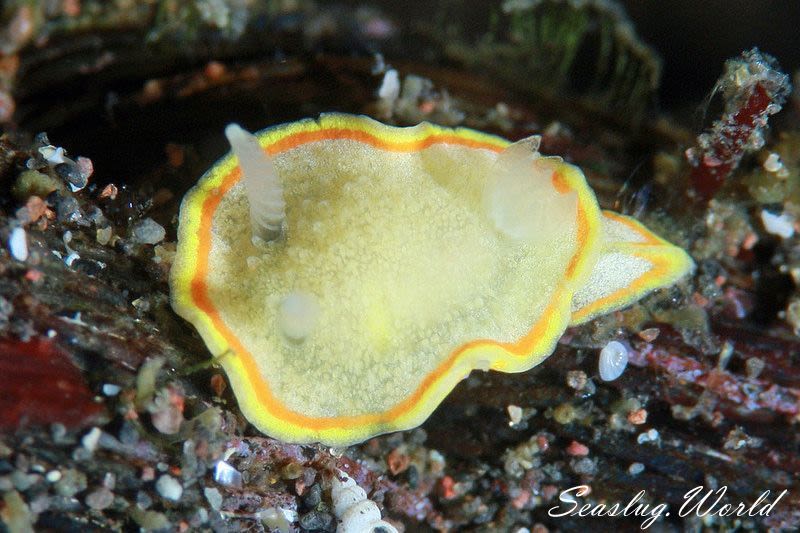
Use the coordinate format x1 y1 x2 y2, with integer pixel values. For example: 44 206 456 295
331 470 398 533
599 340 628 381
224 123 286 242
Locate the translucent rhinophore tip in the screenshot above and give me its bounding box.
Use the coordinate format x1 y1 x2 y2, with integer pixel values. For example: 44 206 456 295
224 123 251 146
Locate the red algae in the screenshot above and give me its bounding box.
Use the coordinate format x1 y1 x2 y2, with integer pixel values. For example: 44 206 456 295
0 337 104 430
688 49 790 203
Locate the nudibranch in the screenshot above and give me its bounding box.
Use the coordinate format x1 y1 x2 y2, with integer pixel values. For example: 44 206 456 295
170 114 693 446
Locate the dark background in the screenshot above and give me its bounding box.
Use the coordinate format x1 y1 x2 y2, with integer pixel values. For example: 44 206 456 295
622 0 799 108
373 0 799 113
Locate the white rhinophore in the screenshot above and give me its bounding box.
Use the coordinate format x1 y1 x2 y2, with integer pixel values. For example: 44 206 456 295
224 123 286 242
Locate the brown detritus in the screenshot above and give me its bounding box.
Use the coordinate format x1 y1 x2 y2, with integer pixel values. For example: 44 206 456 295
98 183 117 200
209 373 227 397
688 49 791 203
637 327 659 342
386 447 411 475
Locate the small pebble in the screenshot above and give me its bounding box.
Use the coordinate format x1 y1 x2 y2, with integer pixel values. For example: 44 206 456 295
64 252 80 267
507 404 523 425
76 156 94 180
637 428 660 444
149 386 185 435
29 493 51 514
49 423 67 442
102 472 116 490
45 470 62 483
566 440 589 456
141 466 155 482
302 483 322 508
763 152 783 173
12 169 62 200
55 194 81 223
114 423 135 447
761 209 795 239
627 408 648 425
96 226 113 245
745 357 765 379
81 427 102 453
2 491 34 532
260 507 298 531
8 227 28 261
54 469 87 497
299 509 334 530
137 490 153 509
213 460 242 488
155 474 183 502
131 508 170 530
131 217 166 245
204 487 222 511
571 457 596 475
11 471 39 491
194 507 209 525
55 162 88 192
0 296 12 326
628 462 645 475
38 145 67 165
637 327 660 342
85 487 114 510
102 383 121 396
99 183 118 200
553 403 577 425
566 370 587 390
281 462 304 480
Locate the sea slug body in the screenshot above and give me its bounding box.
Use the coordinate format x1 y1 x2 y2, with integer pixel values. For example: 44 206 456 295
170 113 693 445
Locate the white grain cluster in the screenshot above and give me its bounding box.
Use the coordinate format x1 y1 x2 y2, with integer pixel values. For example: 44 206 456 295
331 470 398 533
225 123 286 242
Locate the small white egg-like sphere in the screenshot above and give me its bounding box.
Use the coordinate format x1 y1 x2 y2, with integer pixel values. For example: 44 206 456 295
599 340 628 381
